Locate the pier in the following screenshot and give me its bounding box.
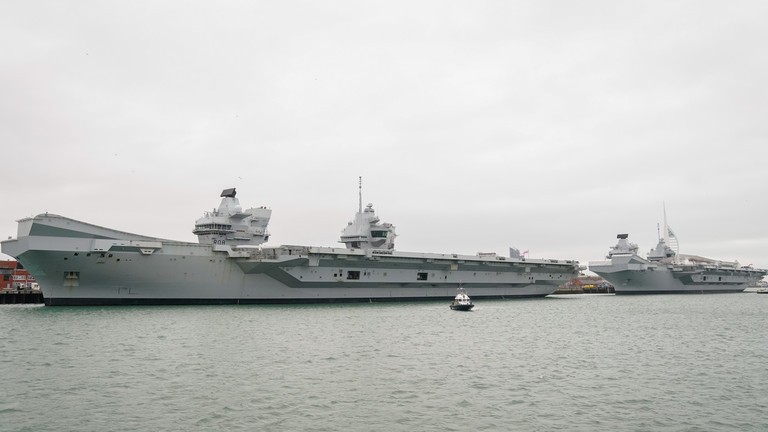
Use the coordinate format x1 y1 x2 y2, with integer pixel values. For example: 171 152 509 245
1 291 44 304
555 275 615 294
1 260 43 303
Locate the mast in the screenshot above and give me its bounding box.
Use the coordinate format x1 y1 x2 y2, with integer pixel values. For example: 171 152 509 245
358 176 362 213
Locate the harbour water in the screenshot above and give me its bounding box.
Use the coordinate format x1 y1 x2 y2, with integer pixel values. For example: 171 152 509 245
2 293 767 431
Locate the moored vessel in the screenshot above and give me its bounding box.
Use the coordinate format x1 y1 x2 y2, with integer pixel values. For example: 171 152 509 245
755 280 768 294
1 182 581 306
589 208 767 294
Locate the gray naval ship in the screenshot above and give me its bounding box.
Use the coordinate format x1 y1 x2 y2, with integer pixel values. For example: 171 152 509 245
1 185 580 305
589 214 766 294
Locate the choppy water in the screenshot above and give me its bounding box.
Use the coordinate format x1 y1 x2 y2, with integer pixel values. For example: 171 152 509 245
2 293 767 432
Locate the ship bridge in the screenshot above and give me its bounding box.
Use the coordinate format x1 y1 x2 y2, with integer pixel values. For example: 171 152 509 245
193 188 272 246
339 178 396 250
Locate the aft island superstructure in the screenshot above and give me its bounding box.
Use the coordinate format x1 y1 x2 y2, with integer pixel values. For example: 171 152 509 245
2 185 581 306
589 210 766 294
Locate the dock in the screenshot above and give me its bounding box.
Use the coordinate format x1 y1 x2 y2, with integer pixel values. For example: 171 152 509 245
554 275 615 294
2 260 43 303
1 291 44 304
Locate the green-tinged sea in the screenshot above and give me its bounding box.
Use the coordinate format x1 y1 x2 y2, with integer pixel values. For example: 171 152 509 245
2 293 767 432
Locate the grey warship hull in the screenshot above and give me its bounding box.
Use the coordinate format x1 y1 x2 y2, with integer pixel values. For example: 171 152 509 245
590 250 766 295
2 214 579 306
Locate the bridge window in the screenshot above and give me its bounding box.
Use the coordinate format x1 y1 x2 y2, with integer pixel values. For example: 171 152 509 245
371 231 388 238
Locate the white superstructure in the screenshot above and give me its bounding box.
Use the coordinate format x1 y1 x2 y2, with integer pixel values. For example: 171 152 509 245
339 178 396 250
193 187 271 246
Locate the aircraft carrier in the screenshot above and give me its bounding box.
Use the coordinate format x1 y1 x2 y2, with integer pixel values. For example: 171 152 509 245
2 184 581 306
589 211 766 294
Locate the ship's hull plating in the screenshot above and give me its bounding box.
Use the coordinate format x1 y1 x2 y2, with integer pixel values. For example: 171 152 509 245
595 268 753 294
3 215 580 306
590 255 766 295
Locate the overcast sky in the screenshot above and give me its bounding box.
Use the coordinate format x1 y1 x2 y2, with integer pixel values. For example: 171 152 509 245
2 1 767 272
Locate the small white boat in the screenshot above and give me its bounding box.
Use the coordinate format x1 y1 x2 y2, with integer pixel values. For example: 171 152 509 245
450 287 474 311
754 280 768 294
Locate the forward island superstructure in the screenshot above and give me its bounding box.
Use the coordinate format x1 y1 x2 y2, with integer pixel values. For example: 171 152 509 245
589 209 766 294
1 183 581 305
